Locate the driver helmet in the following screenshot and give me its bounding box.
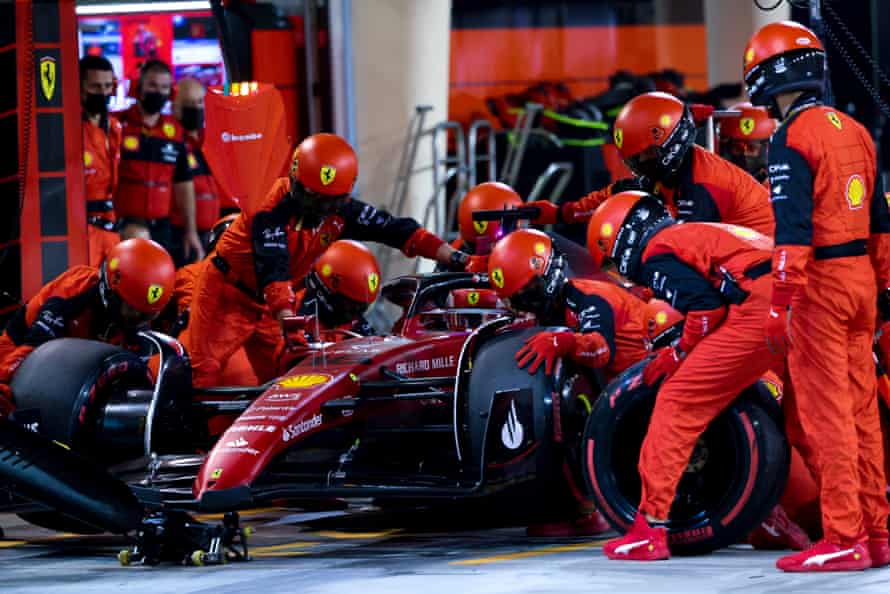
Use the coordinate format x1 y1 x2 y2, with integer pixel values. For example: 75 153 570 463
445 288 503 330
306 240 380 327
289 133 358 226
613 92 697 181
645 298 684 349
743 21 826 111
457 182 523 255
487 229 566 315
718 102 776 182
99 238 175 326
586 191 674 279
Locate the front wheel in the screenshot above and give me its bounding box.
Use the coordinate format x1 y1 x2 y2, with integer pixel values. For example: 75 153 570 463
582 361 790 555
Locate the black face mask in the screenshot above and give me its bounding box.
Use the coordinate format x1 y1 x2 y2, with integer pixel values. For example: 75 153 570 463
289 179 349 229
83 92 110 115
180 106 204 131
140 91 168 115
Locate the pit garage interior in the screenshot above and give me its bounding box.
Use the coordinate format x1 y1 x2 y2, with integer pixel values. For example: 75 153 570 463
3 0 890 592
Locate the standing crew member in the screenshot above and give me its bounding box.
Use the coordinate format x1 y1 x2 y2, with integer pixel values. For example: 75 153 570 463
528 92 774 237
585 192 784 562
744 21 890 571
183 133 480 387
718 102 776 185
116 59 203 260
171 78 228 264
0 239 175 416
80 56 122 266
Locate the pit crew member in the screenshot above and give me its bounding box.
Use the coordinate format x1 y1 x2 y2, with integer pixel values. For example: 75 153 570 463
0 239 175 415
717 102 776 185
183 133 480 387
743 20 890 571
585 191 783 561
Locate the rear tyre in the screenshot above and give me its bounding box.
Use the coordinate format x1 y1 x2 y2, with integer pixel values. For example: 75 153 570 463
582 361 790 555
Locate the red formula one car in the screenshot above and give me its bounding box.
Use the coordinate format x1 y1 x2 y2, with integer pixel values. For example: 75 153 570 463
0 235 792 563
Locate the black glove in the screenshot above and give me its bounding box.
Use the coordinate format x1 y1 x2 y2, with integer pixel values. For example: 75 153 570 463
879 288 890 321
449 250 470 271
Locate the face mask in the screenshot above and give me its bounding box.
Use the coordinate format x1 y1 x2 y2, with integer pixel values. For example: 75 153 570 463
140 91 168 115
83 92 110 115
180 106 204 131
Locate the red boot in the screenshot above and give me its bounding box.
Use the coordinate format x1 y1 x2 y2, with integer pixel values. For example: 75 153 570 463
603 514 669 561
526 510 611 537
776 540 871 572
868 536 890 568
747 505 811 551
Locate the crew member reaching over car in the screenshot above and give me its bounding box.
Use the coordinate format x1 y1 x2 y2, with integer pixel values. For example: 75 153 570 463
455 182 523 255
528 92 774 237
744 20 890 572
0 239 175 415
183 133 480 387
585 191 784 562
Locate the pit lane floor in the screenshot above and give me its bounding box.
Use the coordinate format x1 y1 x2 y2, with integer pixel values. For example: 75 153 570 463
1 508 887 594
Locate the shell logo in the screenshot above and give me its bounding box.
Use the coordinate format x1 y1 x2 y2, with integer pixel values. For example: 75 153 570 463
655 311 668 326
162 123 176 138
83 151 93 167
659 114 672 128
123 136 139 151
533 242 547 256
108 257 120 271
846 175 865 210
600 222 614 238
278 374 332 389
321 263 333 277
744 48 755 66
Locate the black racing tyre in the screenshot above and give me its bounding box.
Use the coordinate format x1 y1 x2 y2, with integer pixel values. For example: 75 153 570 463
582 360 790 555
10 338 151 458
10 339 150 534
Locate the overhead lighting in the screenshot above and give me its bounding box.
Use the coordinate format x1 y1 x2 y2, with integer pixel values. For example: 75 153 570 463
76 2 211 15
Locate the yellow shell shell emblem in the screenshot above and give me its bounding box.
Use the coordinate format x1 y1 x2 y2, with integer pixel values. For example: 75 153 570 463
162 123 176 138
108 257 119 271
745 48 755 66
473 220 488 235
491 267 505 289
320 165 337 186
655 311 668 325
146 284 164 305
846 175 865 209
278 374 331 389
659 114 672 128
601 222 614 239
613 127 623 149
467 291 480 305
367 272 380 293
123 136 140 151
739 117 755 136
83 151 93 167
827 112 842 130
533 242 547 256
321 263 333 277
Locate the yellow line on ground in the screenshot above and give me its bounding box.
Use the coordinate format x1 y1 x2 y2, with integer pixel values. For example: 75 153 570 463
251 550 310 558
195 507 286 522
449 539 609 566
0 540 28 548
250 541 323 553
315 529 403 540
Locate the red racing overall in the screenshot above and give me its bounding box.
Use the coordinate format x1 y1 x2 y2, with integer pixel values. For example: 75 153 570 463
83 113 122 266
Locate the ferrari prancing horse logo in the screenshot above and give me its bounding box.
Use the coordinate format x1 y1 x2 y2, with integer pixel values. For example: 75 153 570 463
740 117 755 136
491 268 505 289
473 220 488 235
39 56 56 101
320 165 337 186
147 284 164 305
